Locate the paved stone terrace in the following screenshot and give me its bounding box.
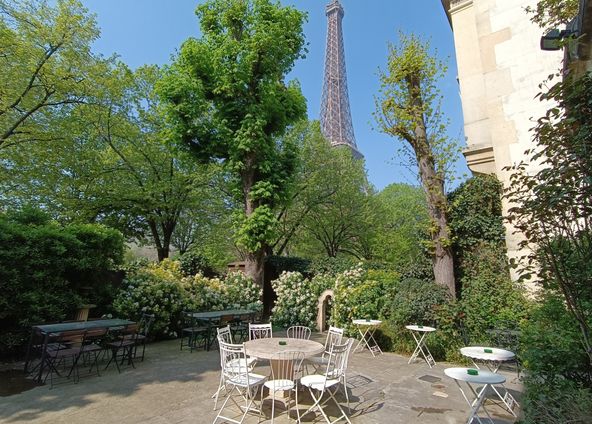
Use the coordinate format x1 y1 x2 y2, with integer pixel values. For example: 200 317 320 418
0 332 522 423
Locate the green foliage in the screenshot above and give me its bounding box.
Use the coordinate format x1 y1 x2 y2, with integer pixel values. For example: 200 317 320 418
266 255 311 277
114 261 262 339
526 0 579 30
179 249 216 277
506 73 592 364
308 257 361 277
520 296 592 423
372 183 429 268
458 243 530 344
0 0 102 150
0 209 124 357
448 175 505 252
384 278 455 359
275 121 375 260
159 0 307 278
271 272 331 329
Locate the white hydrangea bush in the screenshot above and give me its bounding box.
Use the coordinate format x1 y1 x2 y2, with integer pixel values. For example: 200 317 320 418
224 271 263 312
113 259 186 338
271 271 332 329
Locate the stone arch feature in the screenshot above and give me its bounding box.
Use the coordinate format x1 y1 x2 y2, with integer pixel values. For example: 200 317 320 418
317 289 335 332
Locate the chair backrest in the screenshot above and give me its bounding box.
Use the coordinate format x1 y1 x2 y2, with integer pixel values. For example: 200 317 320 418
249 323 272 340
116 323 139 345
85 327 108 342
287 325 311 340
50 329 86 353
323 326 344 351
323 339 352 382
182 311 196 327
269 351 305 384
219 340 251 384
139 313 156 336
217 325 233 344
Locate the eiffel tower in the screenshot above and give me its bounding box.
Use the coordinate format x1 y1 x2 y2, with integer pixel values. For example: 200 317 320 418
320 0 363 160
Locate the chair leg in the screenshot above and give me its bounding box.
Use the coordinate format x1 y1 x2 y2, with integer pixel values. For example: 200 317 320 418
342 375 350 408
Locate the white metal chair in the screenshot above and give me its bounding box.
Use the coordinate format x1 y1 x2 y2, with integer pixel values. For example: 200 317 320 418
213 341 267 424
261 351 305 424
300 339 354 424
248 323 272 340
287 325 312 340
307 326 344 372
212 327 257 410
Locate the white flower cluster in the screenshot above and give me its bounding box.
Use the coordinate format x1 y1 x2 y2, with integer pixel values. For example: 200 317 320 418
113 260 263 340
271 271 332 328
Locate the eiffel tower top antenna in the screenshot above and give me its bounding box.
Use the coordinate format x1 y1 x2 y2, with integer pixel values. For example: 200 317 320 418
320 0 363 159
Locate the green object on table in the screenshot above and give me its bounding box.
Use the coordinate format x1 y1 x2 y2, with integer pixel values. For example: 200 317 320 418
484 348 493 353
279 341 287 346
418 325 423 329
467 369 479 376
366 319 371 322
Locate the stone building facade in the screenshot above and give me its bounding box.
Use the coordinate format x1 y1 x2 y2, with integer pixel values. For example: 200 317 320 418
441 0 564 275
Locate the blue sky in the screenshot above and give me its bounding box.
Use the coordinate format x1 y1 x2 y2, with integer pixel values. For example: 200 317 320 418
81 0 468 191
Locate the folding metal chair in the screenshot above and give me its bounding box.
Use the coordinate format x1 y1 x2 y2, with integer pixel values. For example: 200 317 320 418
42 329 86 388
212 327 258 410
300 339 354 424
105 323 139 373
213 341 266 424
307 326 344 372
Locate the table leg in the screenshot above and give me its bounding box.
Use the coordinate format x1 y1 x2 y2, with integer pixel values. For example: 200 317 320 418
365 328 382 356
408 332 425 364
354 327 369 353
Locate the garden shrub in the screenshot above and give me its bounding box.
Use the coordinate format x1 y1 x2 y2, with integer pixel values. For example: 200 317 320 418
179 249 216 277
331 266 399 340
458 243 530 344
266 255 311 277
114 261 263 339
519 296 592 423
0 210 124 357
113 259 187 339
308 256 361 276
385 277 454 359
271 272 331 329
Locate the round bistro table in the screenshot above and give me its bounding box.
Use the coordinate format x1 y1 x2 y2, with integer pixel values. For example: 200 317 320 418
445 367 506 424
460 346 519 416
244 337 324 360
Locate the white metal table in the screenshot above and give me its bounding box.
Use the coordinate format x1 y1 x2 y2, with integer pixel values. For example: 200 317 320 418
460 346 519 416
444 367 506 424
405 325 436 368
352 319 382 356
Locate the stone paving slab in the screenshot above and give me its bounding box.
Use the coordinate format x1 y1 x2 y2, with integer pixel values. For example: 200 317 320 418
0 333 522 423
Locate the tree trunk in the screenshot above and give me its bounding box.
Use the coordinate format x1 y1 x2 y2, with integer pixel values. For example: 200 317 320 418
408 76 456 297
242 164 266 288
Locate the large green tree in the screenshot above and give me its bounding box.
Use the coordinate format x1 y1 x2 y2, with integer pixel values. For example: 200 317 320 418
0 0 100 150
375 33 457 295
2 63 216 261
372 183 428 268
158 0 307 285
270 120 373 259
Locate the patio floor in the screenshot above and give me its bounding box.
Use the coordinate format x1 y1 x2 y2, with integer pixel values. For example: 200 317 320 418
0 332 522 423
